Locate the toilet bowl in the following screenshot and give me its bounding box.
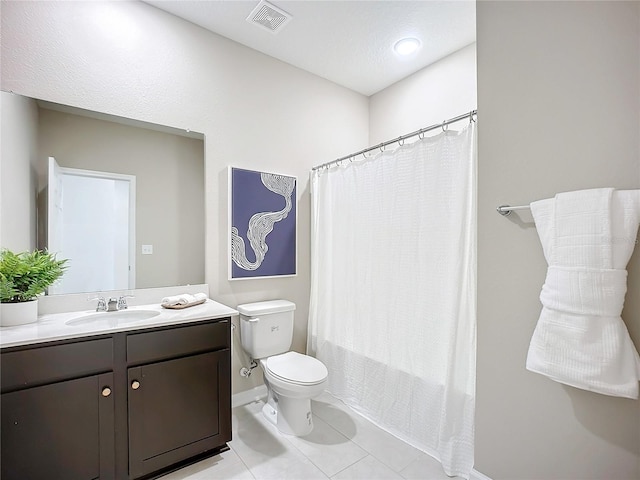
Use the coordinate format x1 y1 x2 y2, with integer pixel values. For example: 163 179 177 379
237 300 328 436
259 352 328 436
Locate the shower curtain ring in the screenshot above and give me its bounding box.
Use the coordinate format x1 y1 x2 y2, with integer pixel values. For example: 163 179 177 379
418 129 425 140
441 120 449 132
398 137 405 147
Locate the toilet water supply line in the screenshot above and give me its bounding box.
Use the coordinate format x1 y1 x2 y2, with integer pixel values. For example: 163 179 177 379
231 322 259 377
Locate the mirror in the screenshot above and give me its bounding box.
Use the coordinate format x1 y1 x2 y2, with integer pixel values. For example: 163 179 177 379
1 92 205 294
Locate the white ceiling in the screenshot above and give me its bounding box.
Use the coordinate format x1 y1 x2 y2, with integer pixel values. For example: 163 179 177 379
144 0 476 97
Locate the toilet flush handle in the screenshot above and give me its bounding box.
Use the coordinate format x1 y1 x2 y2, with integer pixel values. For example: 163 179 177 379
248 317 260 323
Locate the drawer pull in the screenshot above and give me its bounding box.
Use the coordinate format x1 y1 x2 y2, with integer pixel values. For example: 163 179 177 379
101 387 112 397
131 380 141 390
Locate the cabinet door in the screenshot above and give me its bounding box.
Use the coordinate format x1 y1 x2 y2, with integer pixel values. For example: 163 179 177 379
1 372 115 480
128 349 230 478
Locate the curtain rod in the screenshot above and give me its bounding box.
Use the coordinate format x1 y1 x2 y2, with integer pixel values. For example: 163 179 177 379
311 109 477 172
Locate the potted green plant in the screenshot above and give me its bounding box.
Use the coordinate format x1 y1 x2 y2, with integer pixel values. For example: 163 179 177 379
0 249 68 327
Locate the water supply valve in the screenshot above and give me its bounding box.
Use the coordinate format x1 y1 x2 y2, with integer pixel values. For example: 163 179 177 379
239 359 258 377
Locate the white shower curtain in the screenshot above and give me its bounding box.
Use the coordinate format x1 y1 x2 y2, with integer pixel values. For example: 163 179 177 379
308 122 477 478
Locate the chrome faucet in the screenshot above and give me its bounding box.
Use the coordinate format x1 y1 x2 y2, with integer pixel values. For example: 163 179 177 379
90 295 133 312
90 296 108 312
117 295 134 310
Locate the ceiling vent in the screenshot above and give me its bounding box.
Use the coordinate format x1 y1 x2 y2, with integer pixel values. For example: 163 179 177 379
246 1 292 34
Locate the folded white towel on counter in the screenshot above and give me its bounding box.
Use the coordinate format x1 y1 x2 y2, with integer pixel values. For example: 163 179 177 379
161 292 207 307
527 188 640 399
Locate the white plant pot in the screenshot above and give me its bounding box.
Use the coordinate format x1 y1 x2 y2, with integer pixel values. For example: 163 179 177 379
0 299 39 327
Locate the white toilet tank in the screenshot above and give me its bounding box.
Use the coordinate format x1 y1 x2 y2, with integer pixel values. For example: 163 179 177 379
237 300 296 359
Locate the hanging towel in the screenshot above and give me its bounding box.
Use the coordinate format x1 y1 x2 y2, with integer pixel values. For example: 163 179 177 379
527 188 640 399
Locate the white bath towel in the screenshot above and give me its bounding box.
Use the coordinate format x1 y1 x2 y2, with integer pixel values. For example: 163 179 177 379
161 292 207 307
527 188 640 399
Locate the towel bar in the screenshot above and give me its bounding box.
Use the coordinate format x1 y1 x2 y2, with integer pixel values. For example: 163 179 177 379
496 204 530 216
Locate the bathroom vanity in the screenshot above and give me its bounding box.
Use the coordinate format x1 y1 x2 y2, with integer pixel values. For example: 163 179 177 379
0 298 236 480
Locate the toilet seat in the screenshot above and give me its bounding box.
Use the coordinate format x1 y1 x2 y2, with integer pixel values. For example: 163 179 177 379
265 351 328 386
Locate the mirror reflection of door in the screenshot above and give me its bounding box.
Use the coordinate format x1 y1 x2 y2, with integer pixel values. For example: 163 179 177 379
47 157 136 294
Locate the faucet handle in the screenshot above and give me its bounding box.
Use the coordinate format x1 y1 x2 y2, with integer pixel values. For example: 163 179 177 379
118 295 134 310
89 296 107 312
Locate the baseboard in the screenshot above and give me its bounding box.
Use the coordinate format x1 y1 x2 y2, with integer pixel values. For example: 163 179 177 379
232 385 267 408
470 468 492 480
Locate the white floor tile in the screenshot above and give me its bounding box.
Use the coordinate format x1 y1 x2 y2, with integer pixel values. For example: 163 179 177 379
399 451 456 480
230 401 330 479
164 393 449 480
159 449 254 480
284 414 368 477
331 455 404 480
312 397 422 473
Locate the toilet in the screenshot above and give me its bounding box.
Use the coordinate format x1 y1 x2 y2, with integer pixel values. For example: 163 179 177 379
237 299 328 436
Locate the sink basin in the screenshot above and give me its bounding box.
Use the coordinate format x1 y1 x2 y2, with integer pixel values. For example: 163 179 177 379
66 309 160 327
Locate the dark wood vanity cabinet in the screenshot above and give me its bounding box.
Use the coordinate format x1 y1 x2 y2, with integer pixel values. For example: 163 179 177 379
0 318 231 480
126 320 231 478
0 337 116 480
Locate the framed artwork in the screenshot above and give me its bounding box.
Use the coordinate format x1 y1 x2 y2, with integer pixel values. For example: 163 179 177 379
228 167 297 280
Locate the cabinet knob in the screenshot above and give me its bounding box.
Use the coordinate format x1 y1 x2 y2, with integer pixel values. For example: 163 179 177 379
131 380 141 390
101 387 112 397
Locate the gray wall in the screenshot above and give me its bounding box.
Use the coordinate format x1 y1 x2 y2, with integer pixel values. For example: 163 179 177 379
369 43 477 144
476 2 640 478
1 93 38 251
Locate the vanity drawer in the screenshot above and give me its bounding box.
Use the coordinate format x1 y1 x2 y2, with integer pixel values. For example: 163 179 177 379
126 319 230 365
1 337 114 392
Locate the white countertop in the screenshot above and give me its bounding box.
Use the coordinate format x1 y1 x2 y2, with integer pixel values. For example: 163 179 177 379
0 299 238 349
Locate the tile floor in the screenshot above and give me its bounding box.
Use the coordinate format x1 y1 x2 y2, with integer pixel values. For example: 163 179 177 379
161 392 458 480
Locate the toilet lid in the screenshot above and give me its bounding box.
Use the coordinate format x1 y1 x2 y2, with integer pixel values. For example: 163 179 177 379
265 352 328 385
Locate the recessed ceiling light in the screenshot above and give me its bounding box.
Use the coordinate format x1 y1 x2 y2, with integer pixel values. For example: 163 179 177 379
394 37 421 56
